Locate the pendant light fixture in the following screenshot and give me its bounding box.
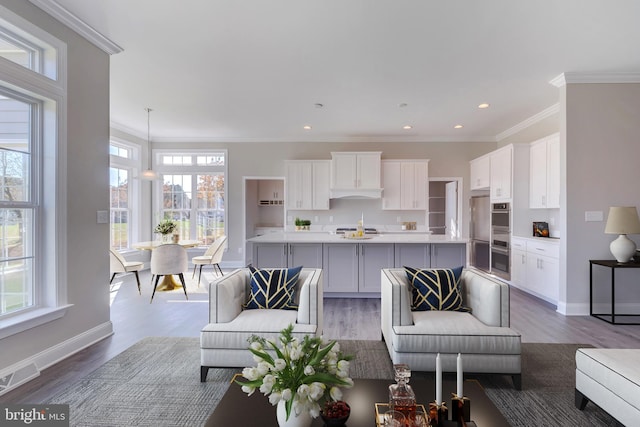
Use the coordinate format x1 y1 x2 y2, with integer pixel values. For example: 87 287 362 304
140 107 158 180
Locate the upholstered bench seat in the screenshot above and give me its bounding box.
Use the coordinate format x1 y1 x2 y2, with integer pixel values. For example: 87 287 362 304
201 309 316 351
576 348 640 427
393 311 522 355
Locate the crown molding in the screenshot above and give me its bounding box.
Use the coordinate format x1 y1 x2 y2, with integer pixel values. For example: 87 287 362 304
29 0 123 55
150 135 497 144
110 121 146 140
550 72 640 87
496 104 560 142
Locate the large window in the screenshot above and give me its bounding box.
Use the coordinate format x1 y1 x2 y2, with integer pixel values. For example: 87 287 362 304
0 5 66 332
109 140 136 249
156 151 226 245
0 92 35 316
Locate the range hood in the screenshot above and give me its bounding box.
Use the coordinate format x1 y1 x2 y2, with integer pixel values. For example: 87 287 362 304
329 187 383 199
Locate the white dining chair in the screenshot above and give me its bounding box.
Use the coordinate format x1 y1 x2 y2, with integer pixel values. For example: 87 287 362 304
150 244 189 302
109 248 144 294
192 236 227 285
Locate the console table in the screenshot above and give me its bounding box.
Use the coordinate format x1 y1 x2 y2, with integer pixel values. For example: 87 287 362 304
590 259 640 325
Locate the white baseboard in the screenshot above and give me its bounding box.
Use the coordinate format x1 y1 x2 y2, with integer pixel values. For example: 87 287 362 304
557 302 640 316
0 321 113 396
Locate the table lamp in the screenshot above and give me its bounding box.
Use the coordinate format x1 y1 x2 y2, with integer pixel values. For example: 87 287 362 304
604 206 640 263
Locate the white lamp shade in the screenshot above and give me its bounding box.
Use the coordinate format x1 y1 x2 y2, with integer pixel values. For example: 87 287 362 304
605 207 640 234
605 206 640 262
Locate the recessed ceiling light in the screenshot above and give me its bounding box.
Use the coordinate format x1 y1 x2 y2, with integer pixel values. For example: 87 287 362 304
403 125 412 130
314 103 323 109
303 125 312 130
478 103 490 109
454 124 463 129
399 103 408 108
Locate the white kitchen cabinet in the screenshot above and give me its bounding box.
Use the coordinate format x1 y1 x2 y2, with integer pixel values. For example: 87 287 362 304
286 160 330 210
359 243 395 293
287 243 323 269
430 243 466 268
490 145 512 201
331 152 382 190
529 134 560 209
401 161 429 210
252 243 288 268
524 238 559 303
381 161 402 209
382 160 429 210
257 180 284 205
323 243 359 293
311 161 331 210
470 155 490 190
286 161 313 210
510 237 527 290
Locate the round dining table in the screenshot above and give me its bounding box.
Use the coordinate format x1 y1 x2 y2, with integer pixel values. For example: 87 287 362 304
132 239 202 291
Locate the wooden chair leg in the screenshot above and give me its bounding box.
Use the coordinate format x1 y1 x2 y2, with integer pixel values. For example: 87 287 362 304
150 275 161 303
134 271 142 295
178 273 188 300
110 273 117 284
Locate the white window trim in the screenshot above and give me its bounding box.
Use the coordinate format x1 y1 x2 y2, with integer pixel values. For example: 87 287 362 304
109 137 142 250
0 5 70 338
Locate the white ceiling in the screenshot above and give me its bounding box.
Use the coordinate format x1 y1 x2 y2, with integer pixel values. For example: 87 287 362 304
47 0 640 143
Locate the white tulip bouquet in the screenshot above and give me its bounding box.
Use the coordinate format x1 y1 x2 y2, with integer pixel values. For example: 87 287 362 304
236 324 354 421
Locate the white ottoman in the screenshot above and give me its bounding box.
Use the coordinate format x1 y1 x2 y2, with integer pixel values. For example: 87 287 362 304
575 348 640 427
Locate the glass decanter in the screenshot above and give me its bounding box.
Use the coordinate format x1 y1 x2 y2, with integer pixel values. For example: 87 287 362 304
389 364 416 422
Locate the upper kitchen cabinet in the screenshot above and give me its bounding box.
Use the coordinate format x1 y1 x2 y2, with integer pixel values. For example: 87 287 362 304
529 133 560 209
311 161 331 210
489 145 512 201
286 161 312 210
257 179 284 206
330 152 382 198
382 160 429 210
285 160 330 210
469 155 490 190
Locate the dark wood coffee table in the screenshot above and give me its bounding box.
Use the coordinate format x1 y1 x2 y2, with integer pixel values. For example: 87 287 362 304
205 376 510 426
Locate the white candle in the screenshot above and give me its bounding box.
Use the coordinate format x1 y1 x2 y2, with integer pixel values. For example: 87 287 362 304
435 353 442 405
457 353 463 397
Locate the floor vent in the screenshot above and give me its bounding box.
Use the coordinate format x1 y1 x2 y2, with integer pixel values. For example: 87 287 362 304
0 363 39 396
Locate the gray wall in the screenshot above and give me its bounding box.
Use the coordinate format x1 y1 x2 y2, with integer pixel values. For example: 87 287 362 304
1 1 111 370
564 83 640 314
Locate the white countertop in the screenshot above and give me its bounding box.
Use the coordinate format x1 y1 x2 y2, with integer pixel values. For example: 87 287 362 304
247 232 468 244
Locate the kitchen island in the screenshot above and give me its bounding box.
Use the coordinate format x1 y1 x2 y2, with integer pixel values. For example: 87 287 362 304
247 232 467 297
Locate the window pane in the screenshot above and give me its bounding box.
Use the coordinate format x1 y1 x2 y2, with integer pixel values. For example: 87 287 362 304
109 167 130 249
0 32 38 71
0 208 33 315
196 155 224 166
161 175 192 239
196 174 224 244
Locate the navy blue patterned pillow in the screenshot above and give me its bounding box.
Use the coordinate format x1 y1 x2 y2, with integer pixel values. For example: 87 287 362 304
244 266 302 310
404 266 465 311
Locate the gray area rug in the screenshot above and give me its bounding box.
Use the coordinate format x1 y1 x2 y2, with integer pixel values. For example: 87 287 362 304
49 338 618 426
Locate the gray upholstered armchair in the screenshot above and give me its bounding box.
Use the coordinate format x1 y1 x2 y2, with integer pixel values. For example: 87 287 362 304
200 267 323 381
381 268 522 389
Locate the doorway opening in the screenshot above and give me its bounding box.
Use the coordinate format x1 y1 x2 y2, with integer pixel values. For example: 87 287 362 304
428 178 462 238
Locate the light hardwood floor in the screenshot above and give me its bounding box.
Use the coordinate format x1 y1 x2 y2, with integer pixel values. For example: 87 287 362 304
2 269 640 404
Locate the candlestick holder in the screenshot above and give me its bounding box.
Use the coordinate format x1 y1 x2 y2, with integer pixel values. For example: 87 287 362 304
451 394 470 425
428 402 448 426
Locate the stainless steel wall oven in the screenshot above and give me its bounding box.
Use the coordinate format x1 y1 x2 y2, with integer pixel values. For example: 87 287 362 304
490 202 511 280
